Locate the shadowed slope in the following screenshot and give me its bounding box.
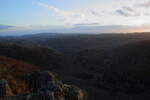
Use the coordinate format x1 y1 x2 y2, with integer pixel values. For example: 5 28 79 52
0 43 66 69
0 56 42 94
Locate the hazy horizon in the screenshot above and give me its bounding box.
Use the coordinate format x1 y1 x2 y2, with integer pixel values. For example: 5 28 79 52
1 0 150 35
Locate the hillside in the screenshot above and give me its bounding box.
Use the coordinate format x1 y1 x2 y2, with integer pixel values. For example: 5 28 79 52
0 56 42 94
0 56 88 100
100 40 150 92
1 33 150 53
1 33 150 100
0 43 66 70
71 39 150 100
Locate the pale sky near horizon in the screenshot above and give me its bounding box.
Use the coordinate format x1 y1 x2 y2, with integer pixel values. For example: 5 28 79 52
1 0 150 34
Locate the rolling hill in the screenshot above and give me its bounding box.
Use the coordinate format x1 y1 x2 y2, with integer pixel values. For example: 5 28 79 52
1 33 150 100
0 56 88 100
1 33 150 53
0 43 66 70
0 56 42 94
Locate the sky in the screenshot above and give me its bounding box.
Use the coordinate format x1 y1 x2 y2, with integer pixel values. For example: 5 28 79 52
1 0 150 35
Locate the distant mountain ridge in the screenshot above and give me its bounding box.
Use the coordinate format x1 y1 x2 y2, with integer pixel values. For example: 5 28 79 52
1 33 150 53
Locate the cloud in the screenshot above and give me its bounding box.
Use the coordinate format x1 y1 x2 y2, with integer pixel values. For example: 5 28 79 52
37 1 150 26
38 2 102 25
116 9 132 16
115 6 141 17
74 23 100 27
0 25 14 30
137 1 150 7
122 6 134 12
144 12 150 16
88 9 101 17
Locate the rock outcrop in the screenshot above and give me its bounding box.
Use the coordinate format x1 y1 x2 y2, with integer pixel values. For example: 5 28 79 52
0 71 88 100
0 79 13 97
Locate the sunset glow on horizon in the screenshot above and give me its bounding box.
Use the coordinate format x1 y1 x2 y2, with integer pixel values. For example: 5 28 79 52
1 0 150 35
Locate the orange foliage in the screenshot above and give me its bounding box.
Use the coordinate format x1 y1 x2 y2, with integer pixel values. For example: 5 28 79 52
0 56 43 94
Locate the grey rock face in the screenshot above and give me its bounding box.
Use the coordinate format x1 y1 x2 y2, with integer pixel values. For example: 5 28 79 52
1 71 88 100
0 79 13 98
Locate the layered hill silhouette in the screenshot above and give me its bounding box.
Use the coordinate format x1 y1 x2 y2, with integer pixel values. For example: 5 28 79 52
1 33 150 100
1 33 150 53
0 43 66 69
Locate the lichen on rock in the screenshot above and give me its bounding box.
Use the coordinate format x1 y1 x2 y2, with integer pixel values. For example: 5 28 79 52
0 71 88 100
